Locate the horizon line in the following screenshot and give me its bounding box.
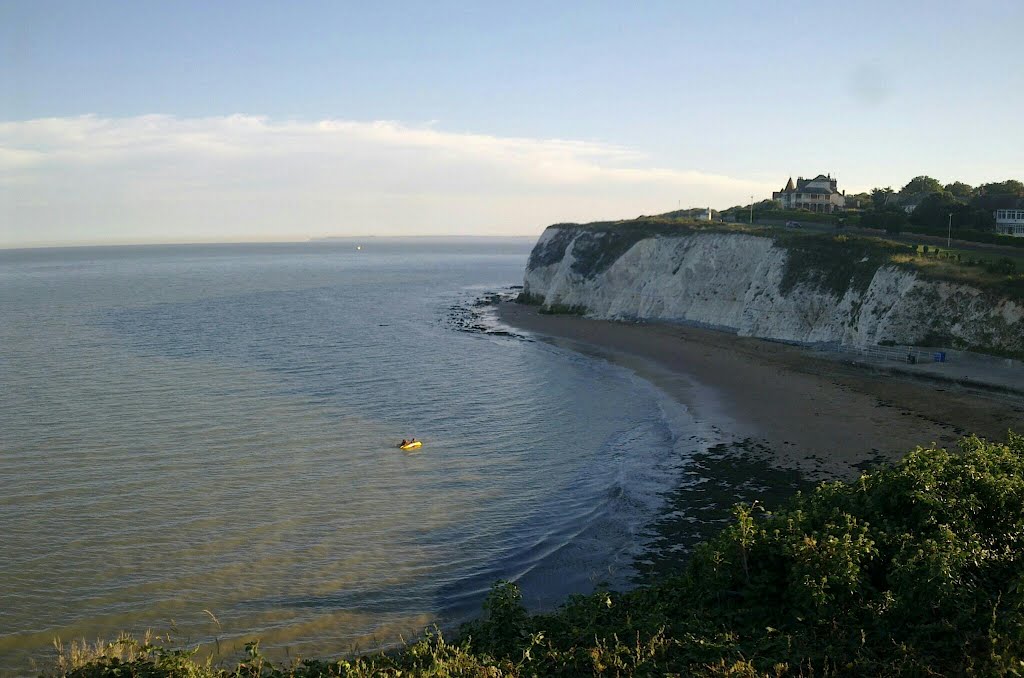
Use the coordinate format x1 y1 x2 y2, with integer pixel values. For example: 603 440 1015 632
0 233 543 252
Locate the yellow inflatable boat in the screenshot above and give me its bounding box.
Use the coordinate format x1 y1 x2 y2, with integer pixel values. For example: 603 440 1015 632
399 440 422 450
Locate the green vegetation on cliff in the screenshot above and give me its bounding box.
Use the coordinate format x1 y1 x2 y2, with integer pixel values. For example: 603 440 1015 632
526 218 763 280
528 219 693 278
52 433 1024 677
775 233 906 297
777 231 1024 301
528 218 1024 302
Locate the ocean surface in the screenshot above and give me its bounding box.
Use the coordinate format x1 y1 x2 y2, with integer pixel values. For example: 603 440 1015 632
0 239 710 674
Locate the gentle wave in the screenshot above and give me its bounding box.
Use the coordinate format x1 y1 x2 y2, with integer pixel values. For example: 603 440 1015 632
0 242 707 674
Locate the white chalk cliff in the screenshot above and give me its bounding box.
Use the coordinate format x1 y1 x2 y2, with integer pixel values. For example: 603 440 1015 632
522 225 1024 351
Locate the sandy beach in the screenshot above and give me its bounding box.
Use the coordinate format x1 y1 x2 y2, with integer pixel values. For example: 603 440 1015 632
498 302 1024 481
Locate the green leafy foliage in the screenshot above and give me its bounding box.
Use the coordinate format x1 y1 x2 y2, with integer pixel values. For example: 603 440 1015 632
859 205 908 234
978 180 1024 198
754 208 838 224
899 245 1024 302
900 175 943 197
909 192 995 231
901 224 1024 249
776 233 910 296
871 187 896 209
850 177 1024 237
945 181 976 200
52 433 1024 677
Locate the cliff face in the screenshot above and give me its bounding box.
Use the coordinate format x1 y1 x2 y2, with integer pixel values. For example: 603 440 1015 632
523 225 1024 351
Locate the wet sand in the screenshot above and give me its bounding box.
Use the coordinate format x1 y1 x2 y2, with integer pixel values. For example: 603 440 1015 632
498 302 1024 481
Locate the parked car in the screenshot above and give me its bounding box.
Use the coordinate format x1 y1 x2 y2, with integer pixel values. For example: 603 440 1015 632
785 220 801 228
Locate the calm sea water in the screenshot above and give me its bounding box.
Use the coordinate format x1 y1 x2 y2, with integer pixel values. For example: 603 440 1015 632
0 239 706 673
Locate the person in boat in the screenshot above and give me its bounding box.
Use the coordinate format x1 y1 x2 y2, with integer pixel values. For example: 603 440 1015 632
399 439 408 447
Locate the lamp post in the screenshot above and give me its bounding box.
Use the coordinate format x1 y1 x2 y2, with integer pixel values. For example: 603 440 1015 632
948 213 952 249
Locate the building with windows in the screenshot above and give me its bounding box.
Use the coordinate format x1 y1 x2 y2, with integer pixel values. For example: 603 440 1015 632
995 207 1024 237
772 174 846 213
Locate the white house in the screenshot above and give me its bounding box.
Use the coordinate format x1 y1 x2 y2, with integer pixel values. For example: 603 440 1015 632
772 174 846 213
674 207 714 221
995 207 1024 237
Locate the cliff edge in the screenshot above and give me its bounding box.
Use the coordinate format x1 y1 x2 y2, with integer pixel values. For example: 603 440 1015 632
521 221 1024 353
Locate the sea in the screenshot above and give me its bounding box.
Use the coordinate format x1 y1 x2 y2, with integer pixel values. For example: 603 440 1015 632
0 238 716 674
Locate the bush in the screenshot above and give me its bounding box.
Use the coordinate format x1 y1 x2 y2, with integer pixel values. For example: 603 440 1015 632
901 224 1024 249
986 257 1018 275
860 207 908 234
463 433 1024 676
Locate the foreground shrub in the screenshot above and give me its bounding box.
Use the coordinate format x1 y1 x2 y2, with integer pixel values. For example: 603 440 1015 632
51 433 1024 677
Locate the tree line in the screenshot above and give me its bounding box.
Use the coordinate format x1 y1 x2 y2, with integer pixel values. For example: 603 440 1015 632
720 177 1024 235
850 176 1024 234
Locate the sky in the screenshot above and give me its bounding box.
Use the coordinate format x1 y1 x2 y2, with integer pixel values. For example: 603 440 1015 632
1 1 1022 247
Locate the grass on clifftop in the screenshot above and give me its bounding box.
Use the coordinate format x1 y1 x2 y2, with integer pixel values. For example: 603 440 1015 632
895 248 1024 301
50 432 1024 677
777 233 1024 301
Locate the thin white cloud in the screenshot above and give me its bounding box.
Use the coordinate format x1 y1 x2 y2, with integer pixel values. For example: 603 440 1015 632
0 115 774 246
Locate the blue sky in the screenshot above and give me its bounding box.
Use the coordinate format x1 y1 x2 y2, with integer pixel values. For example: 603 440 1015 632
2 1 1022 246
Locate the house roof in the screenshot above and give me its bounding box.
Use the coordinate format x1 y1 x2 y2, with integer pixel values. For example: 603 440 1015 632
779 174 837 194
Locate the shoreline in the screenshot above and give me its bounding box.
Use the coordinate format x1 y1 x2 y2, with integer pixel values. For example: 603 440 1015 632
496 301 1024 481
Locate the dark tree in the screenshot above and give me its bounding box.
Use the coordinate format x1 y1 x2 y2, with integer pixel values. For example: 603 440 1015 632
846 192 872 209
970 180 1024 217
977 180 1024 197
911 192 995 231
862 205 907 233
944 181 975 200
900 175 943 197
871 187 895 209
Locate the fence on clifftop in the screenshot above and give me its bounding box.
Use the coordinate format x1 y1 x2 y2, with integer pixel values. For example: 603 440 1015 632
813 342 945 365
